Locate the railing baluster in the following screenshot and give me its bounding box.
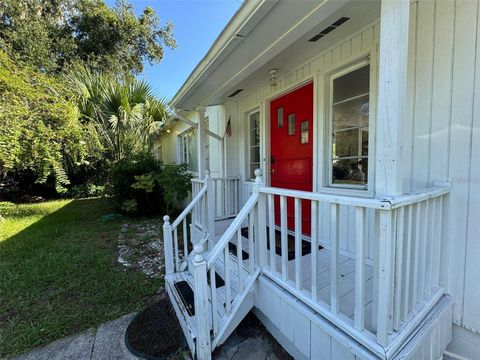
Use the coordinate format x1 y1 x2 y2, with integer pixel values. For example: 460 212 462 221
419 200 429 300
237 230 243 292
354 206 366 331
234 179 239 214
432 197 443 288
183 218 188 260
402 205 413 321
412 202 422 308
210 266 218 337
224 246 231 314
425 198 435 297
280 195 288 281
224 180 228 219
311 200 318 301
174 228 179 272
393 207 404 331
330 203 340 314
294 197 302 290
377 210 394 346
248 211 255 273
268 194 276 272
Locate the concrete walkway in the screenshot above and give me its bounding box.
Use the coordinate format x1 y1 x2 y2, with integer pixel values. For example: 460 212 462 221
14 312 290 360
14 314 138 360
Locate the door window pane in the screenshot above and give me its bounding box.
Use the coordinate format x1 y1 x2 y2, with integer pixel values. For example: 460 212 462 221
288 113 295 135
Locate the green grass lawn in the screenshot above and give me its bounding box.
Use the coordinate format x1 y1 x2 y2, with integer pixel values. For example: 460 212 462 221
0 198 163 358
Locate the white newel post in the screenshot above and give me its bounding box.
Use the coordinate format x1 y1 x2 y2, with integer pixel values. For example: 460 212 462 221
163 215 174 276
192 244 212 360
375 0 410 347
205 170 216 238
254 169 267 267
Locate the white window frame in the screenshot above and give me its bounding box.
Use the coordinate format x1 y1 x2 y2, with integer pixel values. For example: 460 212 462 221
323 57 375 195
177 127 198 174
247 109 261 180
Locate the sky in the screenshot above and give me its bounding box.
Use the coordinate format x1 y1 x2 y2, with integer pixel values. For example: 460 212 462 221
105 0 242 101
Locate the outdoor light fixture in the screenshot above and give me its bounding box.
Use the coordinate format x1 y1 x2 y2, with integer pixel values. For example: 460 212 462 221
269 69 278 87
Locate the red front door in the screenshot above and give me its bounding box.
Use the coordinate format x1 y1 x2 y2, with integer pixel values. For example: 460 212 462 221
270 82 313 234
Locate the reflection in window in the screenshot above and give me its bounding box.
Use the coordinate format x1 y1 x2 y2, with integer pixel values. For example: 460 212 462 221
249 111 260 179
330 64 370 187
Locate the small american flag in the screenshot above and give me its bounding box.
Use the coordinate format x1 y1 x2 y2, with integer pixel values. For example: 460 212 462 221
225 116 232 137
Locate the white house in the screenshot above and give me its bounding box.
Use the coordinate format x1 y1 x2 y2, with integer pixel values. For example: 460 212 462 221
158 0 480 359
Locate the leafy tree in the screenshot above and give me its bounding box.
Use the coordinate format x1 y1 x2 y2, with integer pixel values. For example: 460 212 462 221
0 50 101 193
0 0 176 74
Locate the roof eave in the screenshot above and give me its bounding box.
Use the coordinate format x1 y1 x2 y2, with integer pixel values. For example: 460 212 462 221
169 0 276 110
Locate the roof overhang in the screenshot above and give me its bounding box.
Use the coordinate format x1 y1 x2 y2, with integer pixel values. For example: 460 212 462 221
170 0 380 110
170 0 277 110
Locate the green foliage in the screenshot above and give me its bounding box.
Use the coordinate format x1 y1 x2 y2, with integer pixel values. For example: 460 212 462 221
0 0 176 74
109 154 191 216
131 174 155 193
66 183 105 199
157 164 192 212
109 153 164 216
0 50 100 193
67 65 169 162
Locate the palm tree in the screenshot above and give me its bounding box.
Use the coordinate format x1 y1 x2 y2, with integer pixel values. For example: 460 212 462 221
67 66 169 162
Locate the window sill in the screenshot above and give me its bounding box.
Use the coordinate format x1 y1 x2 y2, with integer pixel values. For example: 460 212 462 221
316 186 374 199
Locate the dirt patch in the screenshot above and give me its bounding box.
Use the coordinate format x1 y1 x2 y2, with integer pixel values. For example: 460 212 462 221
117 218 165 279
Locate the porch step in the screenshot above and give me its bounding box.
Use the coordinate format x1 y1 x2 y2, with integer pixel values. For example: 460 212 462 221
165 259 258 357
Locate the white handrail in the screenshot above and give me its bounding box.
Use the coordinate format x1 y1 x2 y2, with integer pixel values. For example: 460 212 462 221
259 187 388 209
171 185 207 229
206 192 258 268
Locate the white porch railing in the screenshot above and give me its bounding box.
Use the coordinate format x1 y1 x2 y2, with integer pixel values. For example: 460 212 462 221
163 182 208 274
165 169 449 359
192 176 241 220
256 184 449 357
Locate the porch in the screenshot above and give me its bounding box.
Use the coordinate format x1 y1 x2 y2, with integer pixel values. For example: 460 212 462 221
162 172 452 359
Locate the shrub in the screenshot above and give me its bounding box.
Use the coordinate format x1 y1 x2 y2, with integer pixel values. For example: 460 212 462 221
109 154 191 216
66 184 105 199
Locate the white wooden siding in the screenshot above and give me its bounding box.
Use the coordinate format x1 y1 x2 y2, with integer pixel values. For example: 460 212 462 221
403 0 480 334
234 21 381 261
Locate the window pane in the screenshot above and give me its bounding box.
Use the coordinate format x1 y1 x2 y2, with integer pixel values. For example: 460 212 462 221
332 158 368 185
188 132 198 171
333 65 370 103
333 129 359 158
330 63 370 188
250 146 260 162
332 95 369 131
361 128 369 156
250 127 259 146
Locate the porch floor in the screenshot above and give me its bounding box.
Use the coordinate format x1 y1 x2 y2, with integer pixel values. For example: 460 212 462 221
212 219 376 334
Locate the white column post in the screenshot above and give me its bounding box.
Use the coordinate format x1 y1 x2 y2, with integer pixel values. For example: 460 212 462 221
374 0 410 347
192 243 212 360
163 215 174 275
205 170 216 237
375 0 410 198
197 106 207 179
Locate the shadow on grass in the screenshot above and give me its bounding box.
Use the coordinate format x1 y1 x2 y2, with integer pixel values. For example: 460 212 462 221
0 198 162 358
